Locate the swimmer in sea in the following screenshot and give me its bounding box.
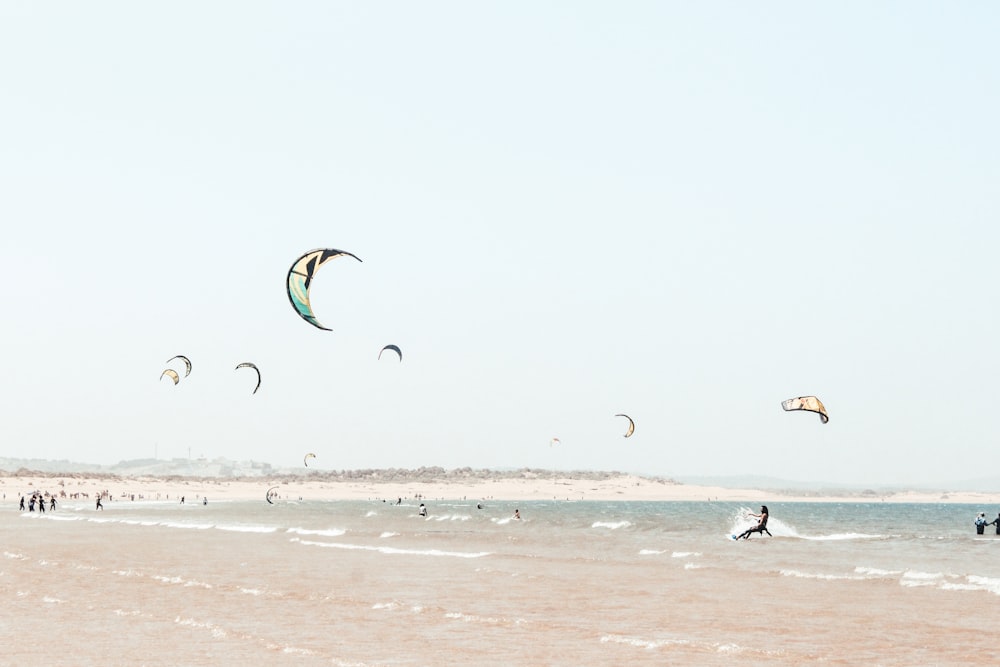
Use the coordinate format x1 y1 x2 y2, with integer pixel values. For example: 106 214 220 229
418 503 427 517
513 509 521 520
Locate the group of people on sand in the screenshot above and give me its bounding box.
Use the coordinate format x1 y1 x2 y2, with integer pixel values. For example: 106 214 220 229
974 512 1000 535
19 492 56 512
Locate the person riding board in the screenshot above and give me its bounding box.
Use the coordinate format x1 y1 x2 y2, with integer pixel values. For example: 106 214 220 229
735 505 771 539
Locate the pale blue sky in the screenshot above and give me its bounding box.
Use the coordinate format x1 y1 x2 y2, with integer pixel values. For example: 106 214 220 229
2 3 997 484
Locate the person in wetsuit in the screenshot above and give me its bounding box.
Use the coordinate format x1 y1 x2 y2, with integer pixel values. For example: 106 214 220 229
975 512 987 535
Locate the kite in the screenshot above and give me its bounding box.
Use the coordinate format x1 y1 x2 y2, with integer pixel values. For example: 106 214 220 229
378 344 402 362
549 437 561 447
160 369 180 385
166 355 192 377
781 396 829 424
286 248 362 331
235 362 261 395
615 413 635 438
304 452 316 467
266 486 279 504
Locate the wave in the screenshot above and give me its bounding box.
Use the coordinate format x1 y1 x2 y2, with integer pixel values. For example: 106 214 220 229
291 537 490 559
215 524 277 534
592 521 632 530
286 527 347 538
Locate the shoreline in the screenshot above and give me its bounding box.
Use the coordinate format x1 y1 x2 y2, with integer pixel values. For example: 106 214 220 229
1 471 997 505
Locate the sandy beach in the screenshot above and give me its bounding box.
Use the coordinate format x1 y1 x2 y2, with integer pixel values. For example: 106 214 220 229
2 469 997 506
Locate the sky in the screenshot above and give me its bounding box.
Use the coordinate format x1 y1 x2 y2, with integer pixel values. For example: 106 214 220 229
1 2 998 485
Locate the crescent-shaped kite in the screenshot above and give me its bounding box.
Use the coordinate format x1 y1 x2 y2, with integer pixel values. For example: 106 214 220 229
286 248 362 331
615 413 635 438
549 437 561 447
160 369 180 385
235 362 261 395
304 452 316 467
266 486 279 504
166 355 192 377
781 396 829 424
378 344 402 362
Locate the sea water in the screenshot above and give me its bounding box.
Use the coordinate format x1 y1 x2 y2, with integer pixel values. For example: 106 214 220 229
2 498 999 665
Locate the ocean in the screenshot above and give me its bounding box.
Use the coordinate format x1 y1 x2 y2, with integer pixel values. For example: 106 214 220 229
3 497 999 665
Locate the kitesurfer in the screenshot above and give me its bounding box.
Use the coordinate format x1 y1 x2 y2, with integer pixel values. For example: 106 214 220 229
975 512 987 535
735 505 770 539
19 495 25 511
990 513 1000 535
513 509 521 520
418 503 427 517
96 496 103 511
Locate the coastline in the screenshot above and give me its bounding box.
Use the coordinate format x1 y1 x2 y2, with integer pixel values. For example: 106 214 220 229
1 470 997 505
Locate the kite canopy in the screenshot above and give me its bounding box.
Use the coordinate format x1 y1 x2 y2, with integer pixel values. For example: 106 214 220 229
303 452 316 467
235 362 261 395
615 413 635 438
286 248 362 331
160 369 180 385
266 486 279 504
378 344 402 362
549 437 561 447
781 396 829 424
166 355 192 377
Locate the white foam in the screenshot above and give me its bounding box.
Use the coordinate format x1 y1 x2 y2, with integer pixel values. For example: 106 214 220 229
600 634 690 649
215 524 277 534
639 549 665 555
292 537 490 559
592 520 632 530
671 551 701 558
160 521 213 530
380 532 399 538
780 569 864 581
287 527 347 537
854 566 903 578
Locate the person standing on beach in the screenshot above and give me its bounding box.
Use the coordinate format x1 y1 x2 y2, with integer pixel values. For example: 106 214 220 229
96 495 103 511
19 495 25 511
975 512 987 535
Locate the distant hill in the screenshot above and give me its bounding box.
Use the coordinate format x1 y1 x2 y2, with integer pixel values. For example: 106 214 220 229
0 457 672 484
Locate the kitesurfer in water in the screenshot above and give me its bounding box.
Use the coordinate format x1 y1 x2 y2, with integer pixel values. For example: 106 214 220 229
418 503 427 517
990 513 1000 535
976 512 988 535
96 495 103 511
513 509 521 520
735 505 770 539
